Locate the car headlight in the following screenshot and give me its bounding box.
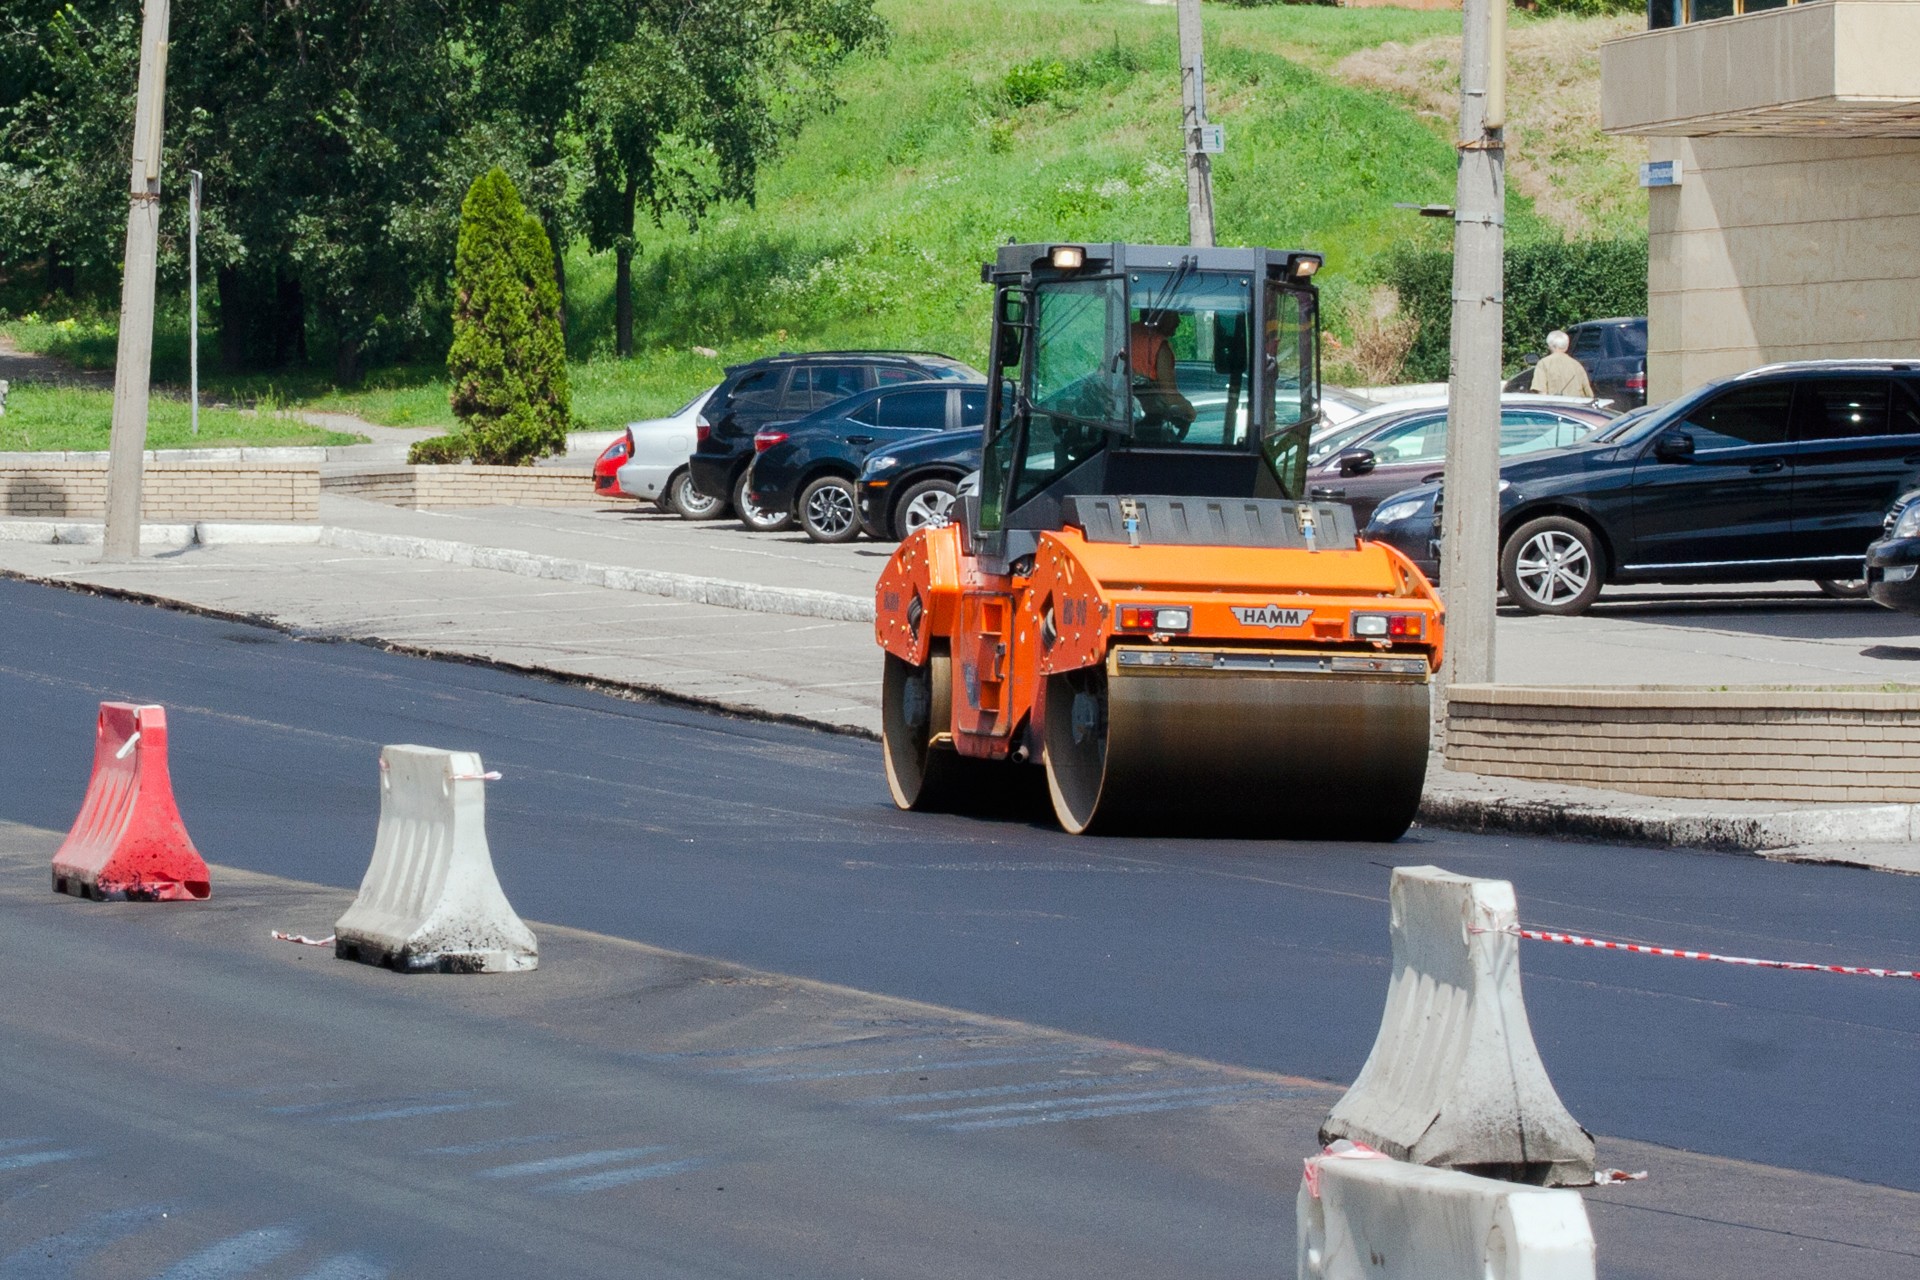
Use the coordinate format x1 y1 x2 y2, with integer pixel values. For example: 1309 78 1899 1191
1372 498 1427 526
1894 501 1920 539
861 454 898 478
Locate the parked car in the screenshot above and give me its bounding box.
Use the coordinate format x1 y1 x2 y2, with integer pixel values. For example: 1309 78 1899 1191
1505 317 1648 408
611 385 724 518
856 427 982 540
1867 488 1920 612
1319 385 1379 428
748 382 989 543
1366 361 1920 614
687 351 984 532
1304 395 1617 525
592 434 633 500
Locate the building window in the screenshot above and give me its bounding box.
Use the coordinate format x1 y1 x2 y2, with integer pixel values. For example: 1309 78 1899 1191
1654 0 1806 25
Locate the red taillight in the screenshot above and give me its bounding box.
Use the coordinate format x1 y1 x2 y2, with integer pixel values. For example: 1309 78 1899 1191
696 416 712 444
754 429 788 454
1117 605 1192 633
1626 368 1646 391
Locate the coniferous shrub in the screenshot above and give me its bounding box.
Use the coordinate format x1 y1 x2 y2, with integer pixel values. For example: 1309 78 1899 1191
417 168 571 465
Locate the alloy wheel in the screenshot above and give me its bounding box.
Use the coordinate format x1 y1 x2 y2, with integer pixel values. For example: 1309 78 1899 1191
1514 529 1592 608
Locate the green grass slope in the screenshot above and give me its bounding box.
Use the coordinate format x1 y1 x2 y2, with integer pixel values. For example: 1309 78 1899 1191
9 1 1600 430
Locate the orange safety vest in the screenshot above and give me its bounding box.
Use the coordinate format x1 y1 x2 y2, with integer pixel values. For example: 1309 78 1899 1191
1130 327 1170 383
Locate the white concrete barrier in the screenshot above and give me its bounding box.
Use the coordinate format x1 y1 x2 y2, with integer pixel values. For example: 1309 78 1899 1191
1320 866 1594 1186
333 745 538 973
1298 1145 1596 1280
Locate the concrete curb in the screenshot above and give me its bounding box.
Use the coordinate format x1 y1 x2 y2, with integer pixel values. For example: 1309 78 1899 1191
1418 784 1920 870
316 527 876 623
0 520 322 548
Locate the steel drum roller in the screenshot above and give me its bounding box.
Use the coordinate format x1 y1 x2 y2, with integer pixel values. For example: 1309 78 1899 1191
1043 652 1431 838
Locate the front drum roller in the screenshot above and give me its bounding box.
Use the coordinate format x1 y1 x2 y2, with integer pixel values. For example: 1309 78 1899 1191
883 645 1008 812
1042 658 1431 840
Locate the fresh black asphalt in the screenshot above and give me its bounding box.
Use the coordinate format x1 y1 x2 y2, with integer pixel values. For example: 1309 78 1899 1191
3 576 1916 1194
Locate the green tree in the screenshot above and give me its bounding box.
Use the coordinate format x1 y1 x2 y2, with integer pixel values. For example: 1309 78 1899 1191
580 0 886 356
425 168 571 465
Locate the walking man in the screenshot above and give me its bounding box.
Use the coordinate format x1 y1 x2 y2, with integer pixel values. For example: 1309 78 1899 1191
1529 330 1593 397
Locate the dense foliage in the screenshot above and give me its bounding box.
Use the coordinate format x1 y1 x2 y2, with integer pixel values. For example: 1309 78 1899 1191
1384 237 1649 380
414 169 572 465
0 0 882 379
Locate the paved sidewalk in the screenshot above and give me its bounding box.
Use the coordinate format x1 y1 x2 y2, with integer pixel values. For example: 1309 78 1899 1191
4 500 1918 869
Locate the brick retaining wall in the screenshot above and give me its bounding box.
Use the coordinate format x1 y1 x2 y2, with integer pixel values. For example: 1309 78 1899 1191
322 464 603 509
1 462 319 522
1445 684 1920 803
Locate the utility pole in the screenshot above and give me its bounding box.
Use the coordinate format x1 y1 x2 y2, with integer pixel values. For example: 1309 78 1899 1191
103 0 170 561
1437 0 1507 690
189 169 201 436
1176 0 1216 248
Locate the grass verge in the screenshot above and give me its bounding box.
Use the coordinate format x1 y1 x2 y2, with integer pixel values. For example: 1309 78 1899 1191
0 385 365 452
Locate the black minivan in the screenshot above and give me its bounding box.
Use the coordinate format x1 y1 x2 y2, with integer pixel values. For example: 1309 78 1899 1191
1365 361 1920 614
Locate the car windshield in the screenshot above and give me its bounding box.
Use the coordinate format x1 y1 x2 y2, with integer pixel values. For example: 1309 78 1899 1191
1590 402 1664 443
1309 415 1402 464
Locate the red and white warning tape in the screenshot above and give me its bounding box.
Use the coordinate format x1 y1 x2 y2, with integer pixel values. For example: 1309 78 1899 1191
1493 926 1919 980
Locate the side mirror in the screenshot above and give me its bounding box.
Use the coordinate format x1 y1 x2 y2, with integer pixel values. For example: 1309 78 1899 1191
1338 448 1377 477
1653 429 1695 461
1523 353 1541 368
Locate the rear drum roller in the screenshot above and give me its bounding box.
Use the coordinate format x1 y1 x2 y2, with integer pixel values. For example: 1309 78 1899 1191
1043 657 1432 840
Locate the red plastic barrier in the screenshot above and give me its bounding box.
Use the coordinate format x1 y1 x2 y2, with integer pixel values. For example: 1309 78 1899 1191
51 703 211 901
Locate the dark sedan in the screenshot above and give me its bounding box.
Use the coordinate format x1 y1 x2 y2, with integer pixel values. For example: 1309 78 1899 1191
1867 489 1920 613
856 427 981 540
748 382 988 543
1305 396 1615 525
1366 360 1920 614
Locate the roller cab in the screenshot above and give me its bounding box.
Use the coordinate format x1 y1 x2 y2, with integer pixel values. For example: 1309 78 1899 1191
874 242 1446 838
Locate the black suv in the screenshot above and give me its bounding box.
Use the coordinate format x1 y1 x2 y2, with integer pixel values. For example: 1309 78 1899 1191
1366 360 1920 614
1505 317 1648 408
686 351 983 530
748 381 988 543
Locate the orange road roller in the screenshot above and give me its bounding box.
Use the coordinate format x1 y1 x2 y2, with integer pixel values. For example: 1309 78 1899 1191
874 242 1445 838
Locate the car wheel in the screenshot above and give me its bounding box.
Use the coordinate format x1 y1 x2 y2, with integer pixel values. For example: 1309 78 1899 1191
1814 577 1870 599
893 477 960 540
1500 516 1605 616
799 474 861 544
733 469 793 533
666 468 729 520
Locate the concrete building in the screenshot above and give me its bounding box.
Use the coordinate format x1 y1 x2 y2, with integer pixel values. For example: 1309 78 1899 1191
1601 0 1920 400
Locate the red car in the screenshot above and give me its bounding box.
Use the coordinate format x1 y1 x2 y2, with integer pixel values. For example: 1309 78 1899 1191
593 431 635 498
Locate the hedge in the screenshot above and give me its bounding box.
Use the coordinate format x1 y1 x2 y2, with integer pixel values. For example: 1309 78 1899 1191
1383 237 1648 380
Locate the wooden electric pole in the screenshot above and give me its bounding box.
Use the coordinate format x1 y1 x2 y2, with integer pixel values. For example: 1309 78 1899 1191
103 0 170 561
1176 0 1215 248
1437 0 1507 690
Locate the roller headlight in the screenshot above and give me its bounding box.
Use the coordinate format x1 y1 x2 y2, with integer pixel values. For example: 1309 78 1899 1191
1372 498 1426 526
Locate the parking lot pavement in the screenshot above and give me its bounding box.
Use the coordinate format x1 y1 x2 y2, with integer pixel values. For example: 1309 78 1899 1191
320 493 891 600
2 820 1914 1280
1497 585 1920 686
